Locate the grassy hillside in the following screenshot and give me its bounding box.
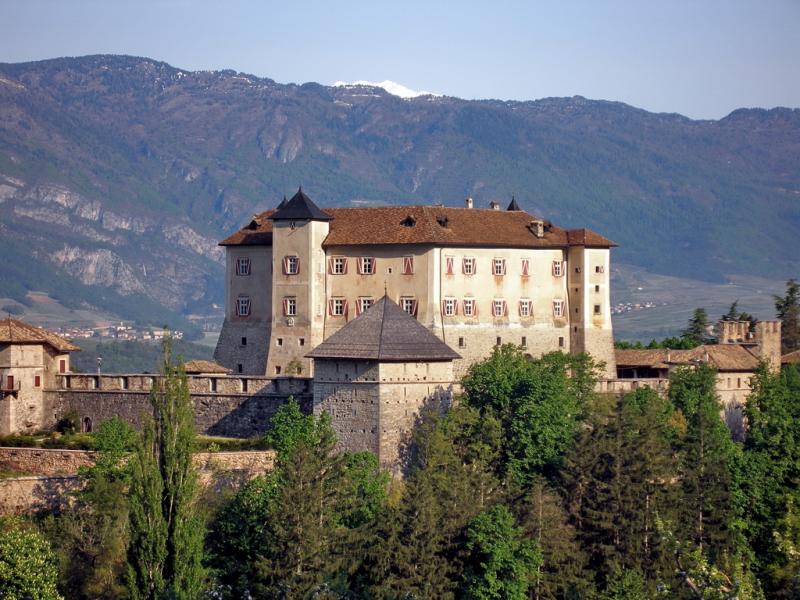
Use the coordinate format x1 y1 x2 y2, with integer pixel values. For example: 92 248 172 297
72 339 213 374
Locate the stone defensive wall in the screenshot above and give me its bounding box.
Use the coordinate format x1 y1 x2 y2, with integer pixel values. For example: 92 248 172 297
46 373 313 438
0 447 276 515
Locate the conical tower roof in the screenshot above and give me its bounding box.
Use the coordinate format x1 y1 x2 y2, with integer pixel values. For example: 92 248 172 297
507 195 521 211
307 296 460 362
270 187 332 221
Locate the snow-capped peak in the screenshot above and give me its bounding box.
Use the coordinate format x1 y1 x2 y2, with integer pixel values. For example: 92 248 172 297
332 80 440 99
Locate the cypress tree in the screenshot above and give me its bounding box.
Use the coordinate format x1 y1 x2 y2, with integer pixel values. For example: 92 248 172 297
127 343 205 600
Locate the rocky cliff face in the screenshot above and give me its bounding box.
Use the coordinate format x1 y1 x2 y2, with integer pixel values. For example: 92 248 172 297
0 55 798 327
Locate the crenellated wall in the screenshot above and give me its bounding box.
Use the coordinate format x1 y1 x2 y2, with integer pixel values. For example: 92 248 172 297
46 374 313 438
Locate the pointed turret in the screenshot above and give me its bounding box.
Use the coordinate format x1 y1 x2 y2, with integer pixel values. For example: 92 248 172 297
270 187 332 221
507 195 521 211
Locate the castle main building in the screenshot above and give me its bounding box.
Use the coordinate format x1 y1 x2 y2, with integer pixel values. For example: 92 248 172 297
214 189 617 378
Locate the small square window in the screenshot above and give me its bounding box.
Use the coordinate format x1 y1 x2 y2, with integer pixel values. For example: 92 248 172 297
236 257 251 276
34 375 41 387
283 256 299 275
559 336 565 348
241 337 247 346
458 337 466 348
595 265 605 273
276 338 283 347
594 304 601 315
521 336 527 348
595 285 600 293
299 338 305 346
275 366 282 375
210 378 217 393
401 297 417 316
237 363 243 374
496 337 502 346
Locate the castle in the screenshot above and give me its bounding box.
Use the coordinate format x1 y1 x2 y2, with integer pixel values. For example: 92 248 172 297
214 189 618 379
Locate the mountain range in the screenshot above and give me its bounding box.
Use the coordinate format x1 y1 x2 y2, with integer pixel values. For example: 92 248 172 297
0 55 798 333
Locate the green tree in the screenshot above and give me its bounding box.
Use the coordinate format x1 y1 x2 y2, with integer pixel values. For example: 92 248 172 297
0 519 63 600
600 569 648 600
682 308 712 346
44 417 136 599
127 347 205 600
720 301 756 333
462 505 541 600
775 279 800 353
669 365 740 561
461 346 598 486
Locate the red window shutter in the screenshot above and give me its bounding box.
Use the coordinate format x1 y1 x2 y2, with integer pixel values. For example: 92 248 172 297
522 259 529 276
502 259 507 275
327 258 334 274
518 301 524 316
503 300 508 316
282 298 288 316
370 257 376 274
328 299 335 315
59 360 66 374
404 256 413 274
294 258 299 275
356 300 363 316
358 258 364 275
343 299 349 318
282 256 288 275
35 375 41 387
411 299 418 316
461 258 466 274
6 375 13 390
472 258 477 274
446 256 454 275
343 258 348 275
454 299 459 315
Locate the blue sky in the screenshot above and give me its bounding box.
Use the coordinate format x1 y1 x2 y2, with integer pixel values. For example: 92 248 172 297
1 0 797 119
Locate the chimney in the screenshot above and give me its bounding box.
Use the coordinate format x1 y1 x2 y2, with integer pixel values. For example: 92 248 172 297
465 197 473 209
489 201 500 210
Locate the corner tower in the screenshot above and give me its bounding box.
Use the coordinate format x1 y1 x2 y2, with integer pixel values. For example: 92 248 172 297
267 188 332 377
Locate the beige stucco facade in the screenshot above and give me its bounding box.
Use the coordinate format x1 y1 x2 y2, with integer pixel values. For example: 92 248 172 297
216 226 616 378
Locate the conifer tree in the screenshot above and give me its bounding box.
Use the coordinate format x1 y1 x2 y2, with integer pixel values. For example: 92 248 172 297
127 343 205 600
775 279 800 353
682 308 712 346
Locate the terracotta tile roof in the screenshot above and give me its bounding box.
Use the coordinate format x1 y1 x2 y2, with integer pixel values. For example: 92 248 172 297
183 360 230 375
220 204 617 249
616 345 759 372
782 350 800 365
307 296 461 362
0 317 80 353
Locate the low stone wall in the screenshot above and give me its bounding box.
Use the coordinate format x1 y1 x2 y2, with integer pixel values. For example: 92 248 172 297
0 448 277 515
46 374 313 438
595 378 669 395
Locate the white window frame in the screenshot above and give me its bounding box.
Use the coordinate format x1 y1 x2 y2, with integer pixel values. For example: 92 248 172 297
443 297 457 317
236 295 251 317
493 258 507 276
329 257 348 275
401 296 418 316
553 299 565 318
283 296 297 317
463 257 476 275
283 255 299 275
463 298 476 317
492 299 507 317
329 297 347 316
357 297 374 314
359 256 376 275
236 257 251 276
519 299 532 318
552 260 564 277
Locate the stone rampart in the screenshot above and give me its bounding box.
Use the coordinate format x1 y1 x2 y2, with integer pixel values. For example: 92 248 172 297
47 374 313 437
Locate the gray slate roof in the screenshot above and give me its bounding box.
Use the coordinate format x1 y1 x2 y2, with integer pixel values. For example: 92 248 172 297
307 296 460 362
270 187 332 221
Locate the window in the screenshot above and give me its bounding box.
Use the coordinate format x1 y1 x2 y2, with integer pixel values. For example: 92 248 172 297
328 297 347 316
463 298 476 317
358 256 376 275
445 255 455 275
121 376 129 390
493 258 507 276
241 378 248 392
236 257 251 276
521 258 530 277
443 297 458 316
401 297 418 316
59 359 66 374
594 304 601 315
552 260 564 277
299 338 305 346
283 297 297 317
275 366 282 375
462 257 476 275
236 295 251 317
575 267 581 274
328 257 348 275
595 285 600 293
519 299 532 318
553 299 565 317
595 265 605 274
521 336 527 348
210 378 217 393
237 364 243 374
403 256 414 275
34 375 41 387
458 337 466 348
492 299 508 317
282 255 299 275
276 338 283 347
559 336 565 348
241 337 247 346
357 297 374 315
496 337 502 346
